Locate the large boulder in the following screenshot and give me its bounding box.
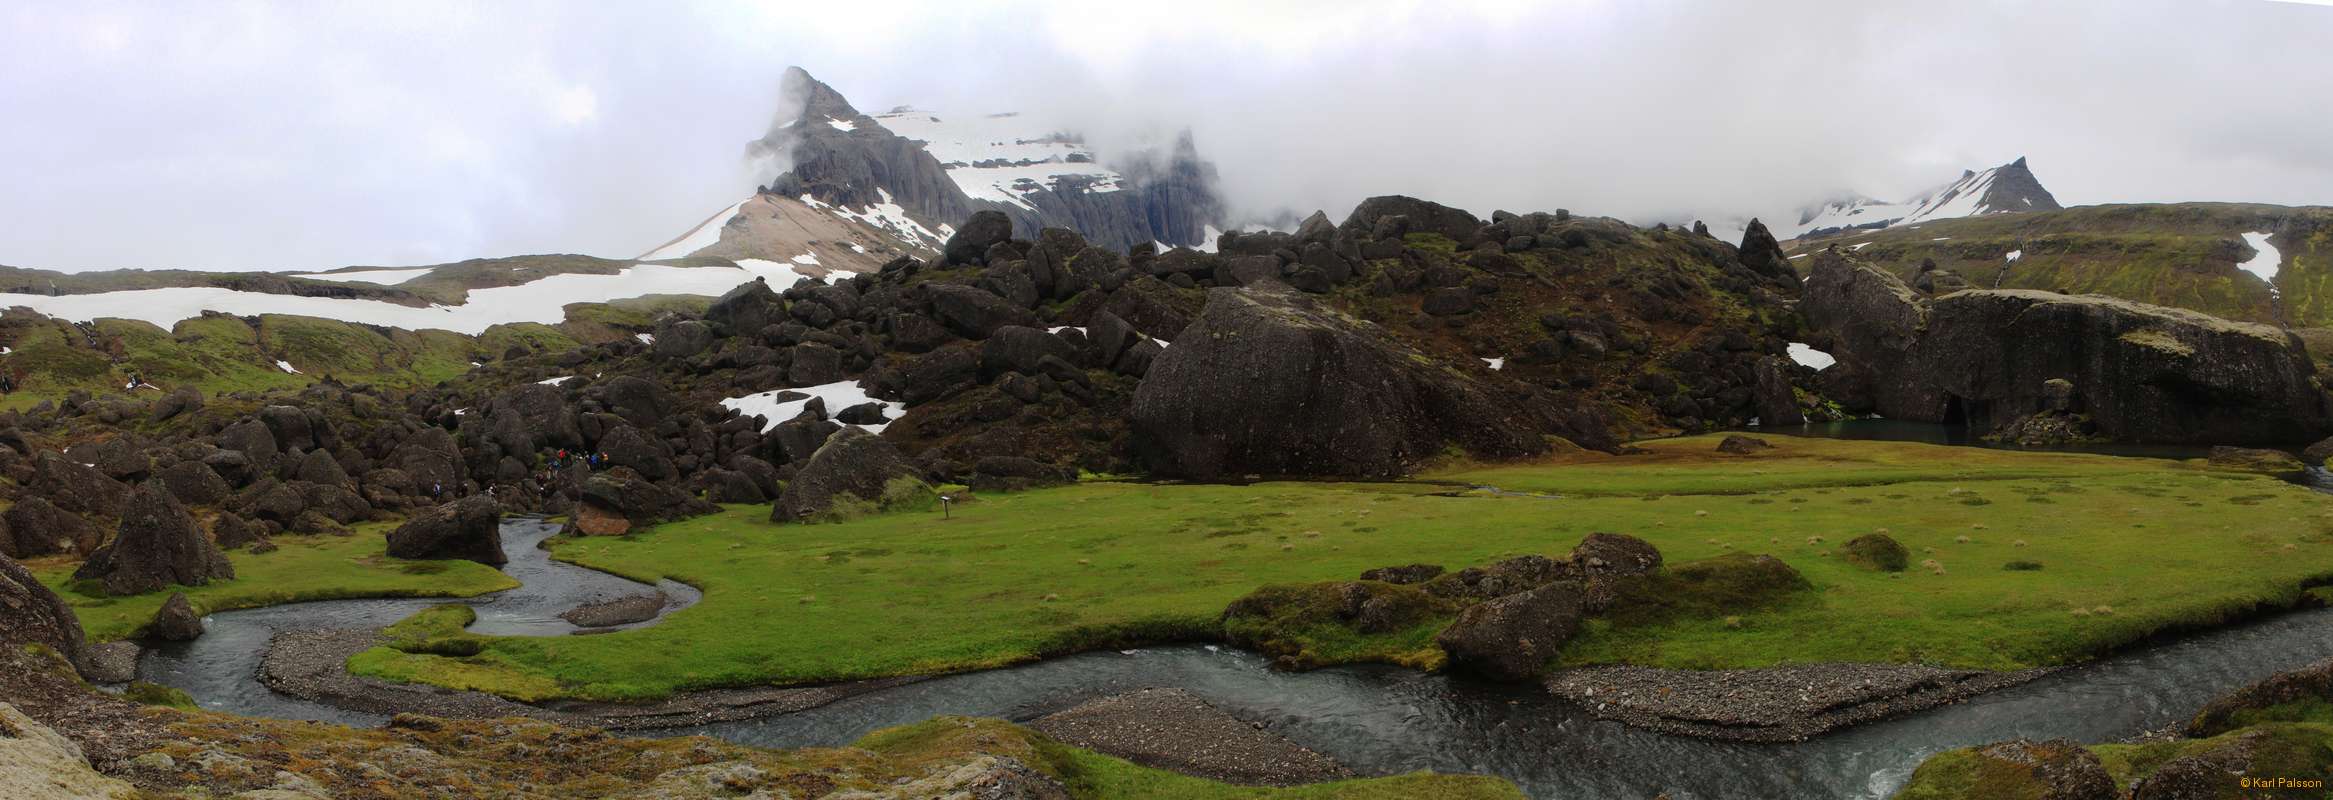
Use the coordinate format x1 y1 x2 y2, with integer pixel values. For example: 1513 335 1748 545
145 591 204 641
1434 582 1583 681
215 419 280 479
1803 248 2331 444
384 495 506 566
1337 195 1483 243
569 467 714 536
152 460 231 507
292 448 351 488
1734 218 1798 283
70 484 233 596
2 498 100 558
483 383 583 455
942 210 1014 265
926 283 1033 339
1751 355 1805 427
596 424 675 481
773 427 933 523
1132 285 1551 478
979 326 1082 376
28 451 128 518
0 550 85 672
705 279 786 336
1569 532 1662 577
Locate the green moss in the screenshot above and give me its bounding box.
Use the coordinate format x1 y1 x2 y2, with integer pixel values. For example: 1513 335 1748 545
1221 581 1453 670
381 604 488 656
122 681 199 710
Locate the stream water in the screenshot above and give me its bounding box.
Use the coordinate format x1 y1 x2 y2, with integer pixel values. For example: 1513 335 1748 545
135 438 2333 799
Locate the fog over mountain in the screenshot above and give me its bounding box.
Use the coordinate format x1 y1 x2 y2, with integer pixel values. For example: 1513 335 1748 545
2 0 2329 271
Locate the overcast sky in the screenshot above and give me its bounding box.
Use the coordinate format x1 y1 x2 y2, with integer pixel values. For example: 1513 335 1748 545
3 0 2330 272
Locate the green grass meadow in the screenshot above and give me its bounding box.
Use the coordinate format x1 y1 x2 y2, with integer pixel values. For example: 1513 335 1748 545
341 435 2333 702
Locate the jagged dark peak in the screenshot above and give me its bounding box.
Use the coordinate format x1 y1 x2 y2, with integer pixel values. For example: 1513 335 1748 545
781 66 867 128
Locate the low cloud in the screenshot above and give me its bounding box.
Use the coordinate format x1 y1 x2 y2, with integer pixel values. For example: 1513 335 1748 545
0 0 2327 270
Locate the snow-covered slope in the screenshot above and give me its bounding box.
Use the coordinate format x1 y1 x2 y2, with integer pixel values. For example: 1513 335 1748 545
870 108 1125 212
1711 157 2062 243
0 262 823 335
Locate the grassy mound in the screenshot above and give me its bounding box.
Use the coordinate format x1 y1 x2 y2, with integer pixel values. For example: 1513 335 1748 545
1843 533 1910 572
1221 581 1456 670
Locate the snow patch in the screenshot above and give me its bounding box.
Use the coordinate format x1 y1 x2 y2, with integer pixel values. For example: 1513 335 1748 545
537 375 574 386
1851 242 1874 251
635 333 654 344
1787 342 1835 371
291 268 432 286
1481 357 1506 370
720 380 903 433
274 360 299 374
825 117 856 132
2239 232 2283 291
2005 250 2023 263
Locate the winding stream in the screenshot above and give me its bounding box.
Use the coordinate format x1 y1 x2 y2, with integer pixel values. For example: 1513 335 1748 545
137 519 699 724
135 453 2333 799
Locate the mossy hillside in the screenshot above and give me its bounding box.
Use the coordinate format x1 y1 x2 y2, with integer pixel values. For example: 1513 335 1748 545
1796 202 2333 326
35 523 518 642
343 435 2333 702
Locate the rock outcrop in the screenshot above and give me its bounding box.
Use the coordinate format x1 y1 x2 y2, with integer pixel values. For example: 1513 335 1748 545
773 427 932 523
1434 582 1583 681
0 703 136 800
1803 248 2331 444
1132 285 1553 478
385 496 506 566
0 550 85 672
70 484 233 596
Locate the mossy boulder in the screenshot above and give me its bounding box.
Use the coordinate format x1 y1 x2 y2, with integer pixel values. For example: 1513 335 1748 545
1222 580 1453 669
1842 533 1910 572
1893 738 2116 800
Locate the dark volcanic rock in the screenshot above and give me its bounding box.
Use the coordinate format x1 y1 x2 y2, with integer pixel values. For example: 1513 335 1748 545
1751 356 1806 427
926 283 1034 339
1716 434 1772 454
1 548 87 673
1338 195 1483 243
1803 248 2330 444
146 591 204 641
153 460 231 507
1435 582 1582 681
1735 219 1798 284
1132 285 1550 478
942 210 1014 265
71 484 233 596
571 467 714 536
705 279 786 335
30 450 129 518
385 496 506 566
1358 564 1444 584
3 496 99 558
773 427 930 523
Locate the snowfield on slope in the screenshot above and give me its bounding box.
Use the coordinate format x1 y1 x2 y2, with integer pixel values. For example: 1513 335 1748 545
0 264 786 335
